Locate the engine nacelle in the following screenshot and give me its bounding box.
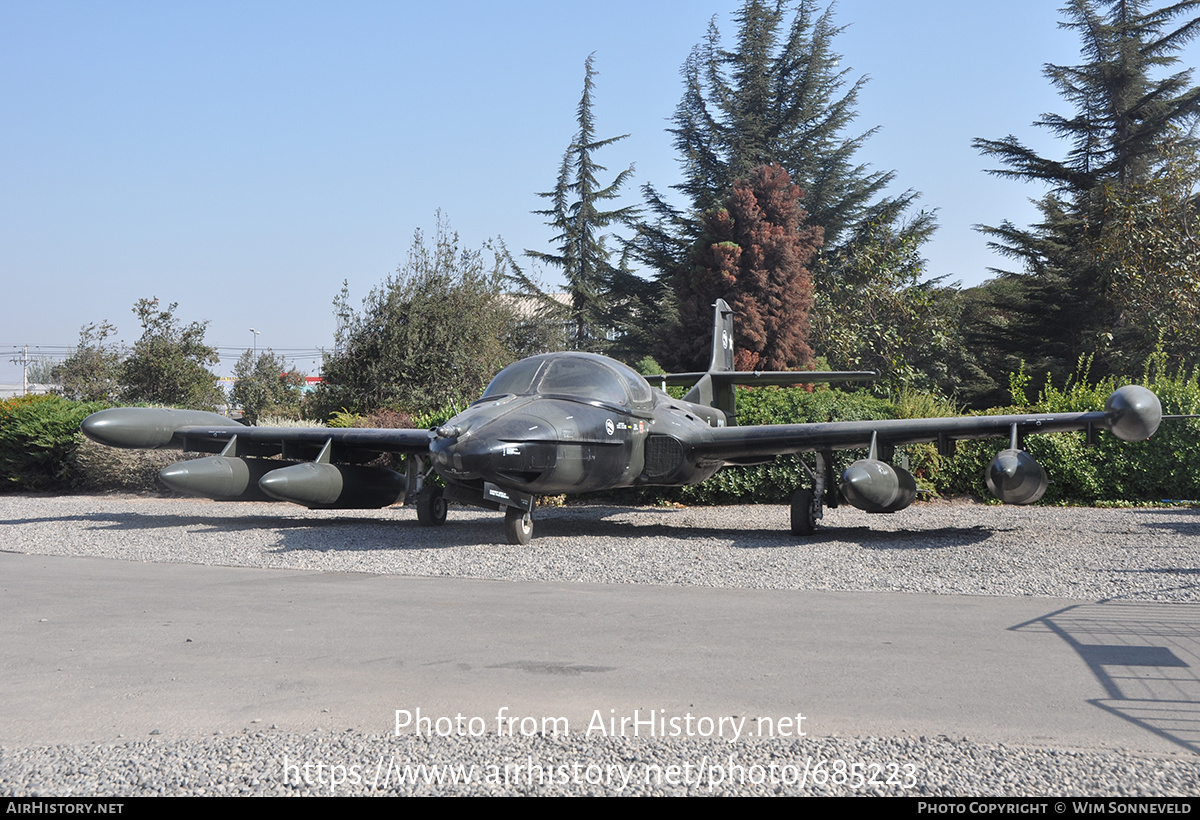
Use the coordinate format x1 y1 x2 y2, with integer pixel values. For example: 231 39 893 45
160 456 295 501
258 462 404 509
840 459 918 513
985 449 1047 504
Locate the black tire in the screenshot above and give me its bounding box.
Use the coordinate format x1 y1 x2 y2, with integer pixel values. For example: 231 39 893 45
416 486 447 526
790 488 816 536
504 506 533 545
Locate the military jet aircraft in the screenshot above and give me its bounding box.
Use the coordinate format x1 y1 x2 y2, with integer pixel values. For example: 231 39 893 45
81 300 1163 544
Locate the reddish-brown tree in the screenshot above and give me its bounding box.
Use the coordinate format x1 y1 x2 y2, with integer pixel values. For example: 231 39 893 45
661 164 822 371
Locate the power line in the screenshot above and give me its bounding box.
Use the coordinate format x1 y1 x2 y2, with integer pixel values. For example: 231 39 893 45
1 344 329 378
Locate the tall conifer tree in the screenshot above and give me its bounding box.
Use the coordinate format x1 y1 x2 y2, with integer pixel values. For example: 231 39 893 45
526 54 639 352
640 0 933 373
972 0 1200 385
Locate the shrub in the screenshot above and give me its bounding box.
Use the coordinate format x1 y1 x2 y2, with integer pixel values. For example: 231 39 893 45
0 395 106 491
910 366 1200 504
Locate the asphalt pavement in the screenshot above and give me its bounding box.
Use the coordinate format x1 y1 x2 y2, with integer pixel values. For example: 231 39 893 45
4 550 1196 754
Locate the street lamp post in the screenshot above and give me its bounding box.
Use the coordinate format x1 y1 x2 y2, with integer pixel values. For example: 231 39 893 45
250 328 260 357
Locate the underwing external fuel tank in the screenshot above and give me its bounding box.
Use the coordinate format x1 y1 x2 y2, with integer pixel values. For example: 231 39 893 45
159 453 404 508
257 462 404 509
986 450 1049 505
840 459 919 513
159 455 291 501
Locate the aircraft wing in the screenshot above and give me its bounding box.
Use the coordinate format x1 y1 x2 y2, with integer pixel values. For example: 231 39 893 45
80 407 432 461
695 385 1162 464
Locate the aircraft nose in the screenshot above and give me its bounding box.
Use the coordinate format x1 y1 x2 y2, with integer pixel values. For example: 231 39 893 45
431 433 491 477
431 414 557 482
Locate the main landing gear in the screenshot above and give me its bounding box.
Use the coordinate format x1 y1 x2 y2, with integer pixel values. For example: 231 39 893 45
406 455 447 527
792 451 834 536
790 489 816 536
415 485 533 544
416 485 447 526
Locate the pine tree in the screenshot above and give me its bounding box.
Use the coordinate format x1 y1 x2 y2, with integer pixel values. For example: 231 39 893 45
639 0 931 373
661 0 902 244
526 54 639 352
1091 137 1200 372
973 0 1200 385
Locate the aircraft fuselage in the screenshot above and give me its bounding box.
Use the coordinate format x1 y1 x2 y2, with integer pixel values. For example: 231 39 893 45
429 388 725 497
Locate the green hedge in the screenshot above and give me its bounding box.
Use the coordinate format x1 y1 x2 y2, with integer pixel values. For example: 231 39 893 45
909 369 1200 504
596 388 896 506
614 369 1200 507
0 395 106 491
674 388 895 505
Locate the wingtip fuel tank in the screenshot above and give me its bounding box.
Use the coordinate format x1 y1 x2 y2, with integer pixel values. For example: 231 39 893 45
81 407 241 449
1105 385 1162 441
159 456 284 500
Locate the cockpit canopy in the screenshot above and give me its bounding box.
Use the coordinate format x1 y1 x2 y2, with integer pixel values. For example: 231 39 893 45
481 353 653 410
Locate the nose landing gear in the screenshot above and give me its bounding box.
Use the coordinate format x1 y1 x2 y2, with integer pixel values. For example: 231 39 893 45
504 506 533 545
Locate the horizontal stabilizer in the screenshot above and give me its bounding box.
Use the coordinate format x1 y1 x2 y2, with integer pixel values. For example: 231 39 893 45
655 370 877 388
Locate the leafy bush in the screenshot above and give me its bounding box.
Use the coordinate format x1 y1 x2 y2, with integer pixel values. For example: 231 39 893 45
412 401 464 431
0 395 105 491
600 387 892 506
910 365 1200 504
357 408 415 429
679 388 896 504
325 409 362 428
610 367 1200 507
314 216 537 418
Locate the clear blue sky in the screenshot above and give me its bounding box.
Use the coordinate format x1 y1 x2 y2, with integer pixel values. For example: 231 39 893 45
4 1 1198 383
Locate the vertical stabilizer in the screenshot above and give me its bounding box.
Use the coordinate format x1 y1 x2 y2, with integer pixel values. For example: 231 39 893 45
682 299 738 423
709 298 735 372
667 298 875 427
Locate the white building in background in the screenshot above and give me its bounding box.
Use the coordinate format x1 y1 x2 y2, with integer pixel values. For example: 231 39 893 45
0 384 53 400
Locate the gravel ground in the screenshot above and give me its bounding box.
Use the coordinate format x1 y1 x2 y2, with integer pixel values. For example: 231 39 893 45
3 494 1199 601
2 493 1199 797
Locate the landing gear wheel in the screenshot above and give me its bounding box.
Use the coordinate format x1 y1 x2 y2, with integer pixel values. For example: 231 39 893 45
416 486 447 526
791 488 816 536
504 506 533 545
